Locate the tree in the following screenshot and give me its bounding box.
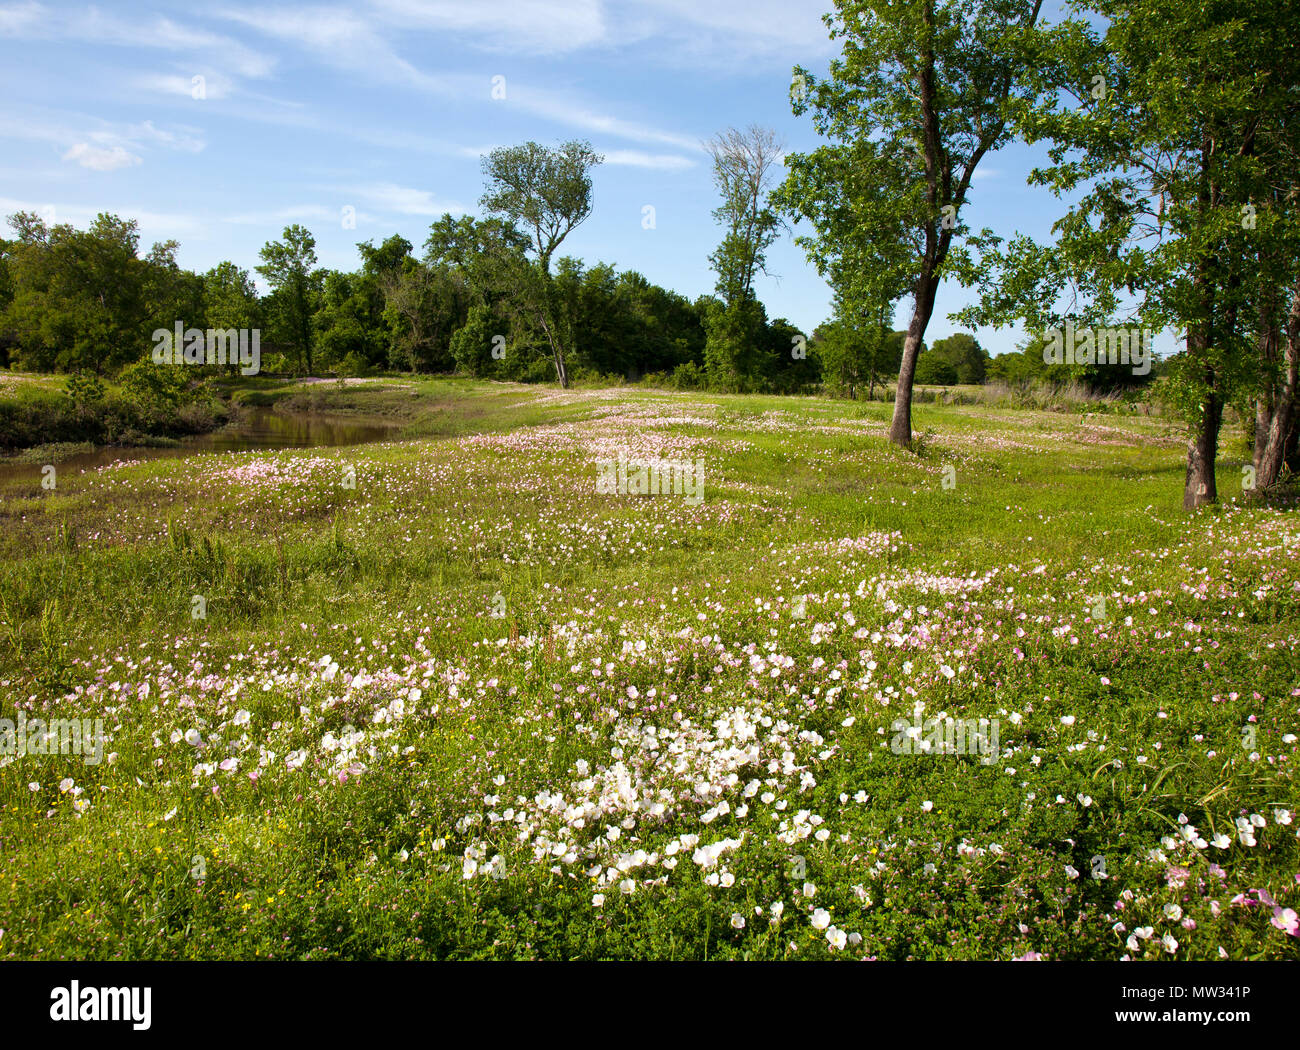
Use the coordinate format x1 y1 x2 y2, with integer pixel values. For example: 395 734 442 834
203 262 259 334
257 225 321 375
479 141 602 387
787 0 1045 448
930 333 988 384
1 211 155 374
705 125 785 305
958 0 1297 507
914 353 959 385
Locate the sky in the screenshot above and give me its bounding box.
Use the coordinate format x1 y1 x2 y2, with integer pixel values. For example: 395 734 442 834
0 0 1095 356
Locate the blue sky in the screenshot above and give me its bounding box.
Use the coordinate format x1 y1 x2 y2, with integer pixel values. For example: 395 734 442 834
1 0 1093 356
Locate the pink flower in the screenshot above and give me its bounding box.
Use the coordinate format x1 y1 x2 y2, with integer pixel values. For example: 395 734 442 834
1271 908 1299 936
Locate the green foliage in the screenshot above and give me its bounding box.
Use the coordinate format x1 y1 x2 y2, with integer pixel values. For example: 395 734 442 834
258 225 322 375
63 371 105 408
704 298 766 391
929 333 989 384
449 303 501 378
478 141 604 386
117 360 190 418
914 354 959 386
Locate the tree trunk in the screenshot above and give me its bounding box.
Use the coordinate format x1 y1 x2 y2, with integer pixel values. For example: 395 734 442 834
1255 275 1300 490
888 272 941 448
1183 391 1223 509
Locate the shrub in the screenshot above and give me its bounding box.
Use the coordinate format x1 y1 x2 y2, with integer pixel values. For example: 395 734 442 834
914 355 959 386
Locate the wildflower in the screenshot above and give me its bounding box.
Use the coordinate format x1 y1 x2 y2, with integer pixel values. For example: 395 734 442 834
1271 908 1299 936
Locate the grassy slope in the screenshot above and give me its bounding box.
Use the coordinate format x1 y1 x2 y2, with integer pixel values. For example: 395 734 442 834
0 378 1296 960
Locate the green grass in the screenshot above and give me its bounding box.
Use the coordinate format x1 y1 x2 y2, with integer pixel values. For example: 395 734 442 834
0 379 1296 960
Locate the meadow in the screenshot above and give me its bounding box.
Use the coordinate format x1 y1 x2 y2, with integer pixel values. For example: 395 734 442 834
0 377 1296 960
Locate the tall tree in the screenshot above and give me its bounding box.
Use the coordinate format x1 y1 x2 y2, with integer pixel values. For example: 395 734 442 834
479 141 602 387
257 224 321 375
788 0 1044 448
958 0 1296 507
705 125 785 305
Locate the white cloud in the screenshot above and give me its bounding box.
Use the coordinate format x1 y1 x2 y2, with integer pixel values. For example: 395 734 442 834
216 7 699 149
623 0 835 65
350 182 468 216
61 142 142 171
128 120 206 154
602 149 696 171
223 204 341 226
506 84 701 151
134 72 235 102
0 0 43 34
369 0 607 54
0 108 207 166
216 6 456 94
0 4 275 79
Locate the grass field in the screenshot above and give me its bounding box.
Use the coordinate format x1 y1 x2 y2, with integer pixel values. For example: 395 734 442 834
1 378 1296 960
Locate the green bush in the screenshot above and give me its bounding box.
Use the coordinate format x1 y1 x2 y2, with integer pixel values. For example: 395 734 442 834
914 355 959 386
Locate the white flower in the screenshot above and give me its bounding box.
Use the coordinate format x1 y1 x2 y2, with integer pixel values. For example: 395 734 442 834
730 913 746 929
826 926 847 949
184 728 203 747
1273 808 1292 826
1161 933 1178 954
810 908 831 930
592 894 605 906
58 777 74 793
1163 903 1182 921
1064 865 1079 880
1211 833 1231 849
232 709 251 726
921 800 933 812
619 879 635 895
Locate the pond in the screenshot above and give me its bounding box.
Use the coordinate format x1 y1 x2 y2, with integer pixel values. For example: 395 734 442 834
0 407 403 485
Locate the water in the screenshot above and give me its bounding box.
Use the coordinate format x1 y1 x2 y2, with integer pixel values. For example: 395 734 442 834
0 407 402 485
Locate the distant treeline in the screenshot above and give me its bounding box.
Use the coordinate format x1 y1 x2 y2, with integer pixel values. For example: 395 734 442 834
0 209 1160 400
0 210 801 391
